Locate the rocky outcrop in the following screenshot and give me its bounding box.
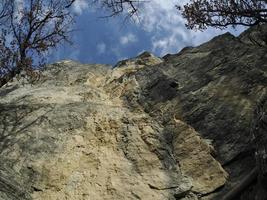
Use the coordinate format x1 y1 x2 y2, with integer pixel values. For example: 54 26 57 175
0 26 266 200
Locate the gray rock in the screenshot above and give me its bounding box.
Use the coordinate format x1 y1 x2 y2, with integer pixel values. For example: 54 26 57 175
0 26 266 200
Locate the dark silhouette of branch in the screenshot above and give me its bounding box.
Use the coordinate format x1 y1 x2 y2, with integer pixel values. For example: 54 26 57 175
0 0 74 88
0 0 12 24
0 0 146 88
177 0 267 30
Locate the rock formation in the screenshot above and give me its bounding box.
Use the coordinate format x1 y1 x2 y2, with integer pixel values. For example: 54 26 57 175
0 26 266 200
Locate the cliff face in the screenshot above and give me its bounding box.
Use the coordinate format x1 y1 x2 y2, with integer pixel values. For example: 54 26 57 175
0 26 266 200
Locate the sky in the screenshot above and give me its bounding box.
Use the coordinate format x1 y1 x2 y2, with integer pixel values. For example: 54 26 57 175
48 0 247 66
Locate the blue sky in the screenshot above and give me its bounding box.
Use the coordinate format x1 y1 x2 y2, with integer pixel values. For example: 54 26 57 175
48 0 247 65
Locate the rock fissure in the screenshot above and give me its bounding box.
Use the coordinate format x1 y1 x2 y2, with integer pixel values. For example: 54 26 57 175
148 183 181 190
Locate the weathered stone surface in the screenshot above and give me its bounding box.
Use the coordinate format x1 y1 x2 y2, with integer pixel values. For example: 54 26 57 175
0 25 266 200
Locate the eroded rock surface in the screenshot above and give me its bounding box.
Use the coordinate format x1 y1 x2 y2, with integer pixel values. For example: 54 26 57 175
0 26 266 200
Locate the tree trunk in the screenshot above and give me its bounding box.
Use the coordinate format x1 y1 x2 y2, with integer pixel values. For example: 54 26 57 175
0 67 20 88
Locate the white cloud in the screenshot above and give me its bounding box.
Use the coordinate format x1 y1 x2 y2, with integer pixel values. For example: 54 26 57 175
96 43 106 54
135 0 246 56
72 0 89 15
120 33 138 45
13 0 24 22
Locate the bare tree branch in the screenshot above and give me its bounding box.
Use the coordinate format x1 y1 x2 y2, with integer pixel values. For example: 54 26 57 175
178 0 267 30
0 0 74 87
0 0 146 88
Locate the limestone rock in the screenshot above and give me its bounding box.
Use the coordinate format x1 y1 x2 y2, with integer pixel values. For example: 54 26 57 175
0 26 266 200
